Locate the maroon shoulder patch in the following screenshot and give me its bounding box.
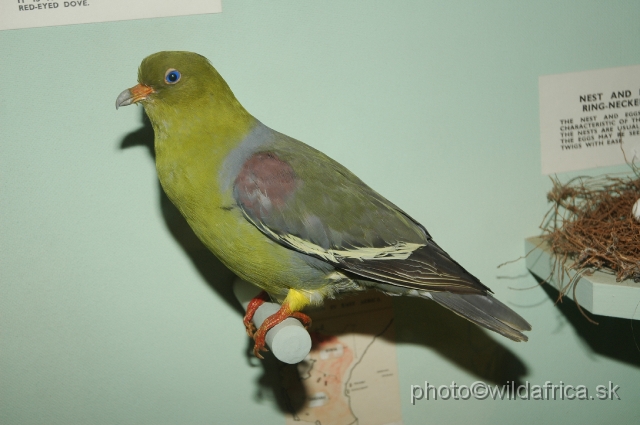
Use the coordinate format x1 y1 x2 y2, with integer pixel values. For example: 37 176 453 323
234 152 298 216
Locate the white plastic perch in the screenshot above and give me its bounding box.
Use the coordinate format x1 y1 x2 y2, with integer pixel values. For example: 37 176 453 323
232 278 312 364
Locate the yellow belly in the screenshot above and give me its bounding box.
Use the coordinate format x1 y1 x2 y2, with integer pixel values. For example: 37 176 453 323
152 117 332 300
157 159 323 299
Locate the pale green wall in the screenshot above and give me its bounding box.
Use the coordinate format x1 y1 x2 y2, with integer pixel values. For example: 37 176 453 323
2 1 640 424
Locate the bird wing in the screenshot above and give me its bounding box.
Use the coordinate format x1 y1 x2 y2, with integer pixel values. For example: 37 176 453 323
232 132 488 294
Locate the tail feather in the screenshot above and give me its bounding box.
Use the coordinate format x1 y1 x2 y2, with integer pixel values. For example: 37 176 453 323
429 291 531 342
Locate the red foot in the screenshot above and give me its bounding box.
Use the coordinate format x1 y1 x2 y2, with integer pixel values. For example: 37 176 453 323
252 303 312 359
243 291 269 337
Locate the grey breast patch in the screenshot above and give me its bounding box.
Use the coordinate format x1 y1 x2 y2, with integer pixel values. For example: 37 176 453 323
219 120 276 194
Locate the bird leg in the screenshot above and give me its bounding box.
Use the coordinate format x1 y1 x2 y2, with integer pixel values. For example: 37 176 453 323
252 288 312 359
243 291 270 337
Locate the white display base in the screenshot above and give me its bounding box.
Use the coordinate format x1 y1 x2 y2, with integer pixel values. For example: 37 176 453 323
525 236 640 320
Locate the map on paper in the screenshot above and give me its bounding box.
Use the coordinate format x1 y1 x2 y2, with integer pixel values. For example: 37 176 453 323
281 292 403 425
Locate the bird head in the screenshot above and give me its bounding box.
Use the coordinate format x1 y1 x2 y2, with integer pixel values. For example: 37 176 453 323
116 51 243 123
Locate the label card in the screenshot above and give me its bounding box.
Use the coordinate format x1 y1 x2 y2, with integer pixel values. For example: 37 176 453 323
0 0 221 31
539 65 640 174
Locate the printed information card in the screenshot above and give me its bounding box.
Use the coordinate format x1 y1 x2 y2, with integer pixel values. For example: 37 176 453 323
0 0 222 31
539 65 640 174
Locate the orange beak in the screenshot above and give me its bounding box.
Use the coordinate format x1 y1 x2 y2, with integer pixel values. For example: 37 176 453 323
115 84 154 109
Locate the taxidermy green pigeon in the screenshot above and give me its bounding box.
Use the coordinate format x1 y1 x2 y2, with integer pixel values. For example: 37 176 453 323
116 51 531 357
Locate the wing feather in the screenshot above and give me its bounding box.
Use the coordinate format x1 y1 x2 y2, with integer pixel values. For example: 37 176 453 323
232 129 487 294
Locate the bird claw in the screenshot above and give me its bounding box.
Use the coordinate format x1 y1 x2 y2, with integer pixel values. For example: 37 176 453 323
250 309 312 359
244 322 257 337
242 291 269 338
290 312 312 329
252 342 269 359
244 291 313 359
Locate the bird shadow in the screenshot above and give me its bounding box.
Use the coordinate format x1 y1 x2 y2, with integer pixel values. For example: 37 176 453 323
256 291 529 417
391 295 528 384
120 110 305 412
532 274 640 368
119 109 529 415
119 110 240 313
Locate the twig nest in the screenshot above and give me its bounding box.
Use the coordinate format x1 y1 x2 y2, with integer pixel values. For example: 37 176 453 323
633 198 640 221
543 174 640 282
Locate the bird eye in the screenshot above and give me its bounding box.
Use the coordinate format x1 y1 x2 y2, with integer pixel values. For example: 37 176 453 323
165 69 181 84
